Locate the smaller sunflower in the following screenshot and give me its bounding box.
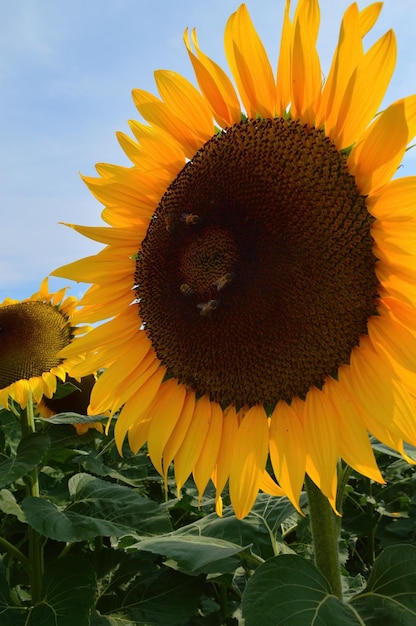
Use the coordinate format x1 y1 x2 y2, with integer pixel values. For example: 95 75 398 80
0 279 87 410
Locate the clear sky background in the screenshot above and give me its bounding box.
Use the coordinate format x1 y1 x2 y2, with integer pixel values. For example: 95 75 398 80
1 0 415 302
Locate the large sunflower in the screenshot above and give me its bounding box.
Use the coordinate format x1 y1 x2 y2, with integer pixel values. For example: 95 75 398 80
0 279 87 410
53 1 416 519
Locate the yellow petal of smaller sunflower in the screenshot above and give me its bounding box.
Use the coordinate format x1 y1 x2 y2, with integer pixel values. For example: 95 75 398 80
269 400 306 514
29 376 49 404
174 395 212 494
147 379 187 476
229 405 269 520
303 386 339 507
211 405 239 508
290 0 321 125
224 4 275 119
12 380 31 409
323 376 384 484
0 387 10 409
348 100 411 196
184 28 241 128
193 402 223 505
113 366 166 455
335 29 396 149
162 391 196 484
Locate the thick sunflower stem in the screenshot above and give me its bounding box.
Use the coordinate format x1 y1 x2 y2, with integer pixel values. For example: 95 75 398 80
305 475 343 600
21 401 44 605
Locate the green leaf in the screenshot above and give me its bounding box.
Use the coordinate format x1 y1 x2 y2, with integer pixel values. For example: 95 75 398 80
51 381 81 399
173 493 306 561
0 433 50 488
22 473 172 542
26 555 95 626
128 535 250 575
0 560 26 626
36 412 107 424
121 569 205 625
350 545 416 624
242 555 363 626
0 489 26 523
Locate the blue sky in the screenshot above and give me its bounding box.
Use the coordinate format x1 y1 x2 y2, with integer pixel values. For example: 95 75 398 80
1 0 415 302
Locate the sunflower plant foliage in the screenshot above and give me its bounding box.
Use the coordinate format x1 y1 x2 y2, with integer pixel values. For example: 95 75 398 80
1 0 413 621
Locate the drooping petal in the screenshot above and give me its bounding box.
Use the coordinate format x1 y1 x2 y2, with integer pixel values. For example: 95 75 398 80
193 401 223 504
229 405 269 520
174 395 212 493
270 400 306 513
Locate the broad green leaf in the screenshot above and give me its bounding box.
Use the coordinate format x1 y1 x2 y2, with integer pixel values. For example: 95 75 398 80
242 555 364 626
36 412 107 425
94 554 204 625
70 452 144 487
26 555 95 626
121 568 204 625
0 560 26 626
173 493 306 561
350 545 416 624
22 473 172 541
50 381 81 399
0 433 50 488
0 489 26 523
128 535 250 575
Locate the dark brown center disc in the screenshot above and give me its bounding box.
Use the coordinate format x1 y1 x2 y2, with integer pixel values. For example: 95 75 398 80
136 118 379 408
0 301 72 388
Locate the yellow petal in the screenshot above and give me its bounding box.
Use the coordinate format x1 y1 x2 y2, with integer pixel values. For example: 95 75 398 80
193 402 223 504
324 376 384 483
224 5 275 118
184 28 241 128
211 405 239 501
154 70 214 139
270 400 305 513
229 405 269 519
303 386 339 506
348 100 410 195
147 379 187 476
132 89 204 157
349 338 416 447
113 366 166 454
258 470 285 498
290 0 321 125
335 29 396 149
275 0 292 115
174 395 212 493
162 391 196 483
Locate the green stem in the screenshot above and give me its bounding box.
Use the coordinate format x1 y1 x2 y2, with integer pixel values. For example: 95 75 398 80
0 535 30 571
21 400 44 605
305 475 342 600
